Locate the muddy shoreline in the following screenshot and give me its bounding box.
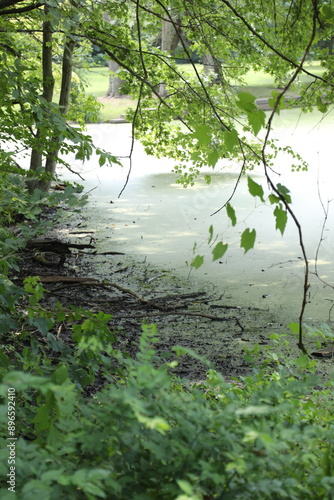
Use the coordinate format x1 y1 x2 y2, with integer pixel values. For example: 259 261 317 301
17 206 333 384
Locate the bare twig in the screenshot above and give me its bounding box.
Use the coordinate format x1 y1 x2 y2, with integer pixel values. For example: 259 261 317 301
259 2 319 354
210 159 246 216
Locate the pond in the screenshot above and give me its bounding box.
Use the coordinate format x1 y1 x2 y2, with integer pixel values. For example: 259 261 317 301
61 107 334 325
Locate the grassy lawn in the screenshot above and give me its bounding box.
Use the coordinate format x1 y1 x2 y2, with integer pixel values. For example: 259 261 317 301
82 66 110 97
83 61 325 121
241 61 324 98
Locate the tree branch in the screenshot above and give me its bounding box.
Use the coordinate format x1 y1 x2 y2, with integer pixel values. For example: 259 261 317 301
260 0 320 354
0 0 43 15
219 0 334 88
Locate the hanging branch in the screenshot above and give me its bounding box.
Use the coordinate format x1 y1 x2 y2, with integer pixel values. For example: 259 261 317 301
219 0 334 89
313 166 334 314
259 0 320 354
118 0 146 198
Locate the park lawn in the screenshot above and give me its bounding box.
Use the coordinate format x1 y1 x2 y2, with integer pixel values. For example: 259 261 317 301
81 67 135 120
83 61 325 121
83 66 110 97
242 60 325 98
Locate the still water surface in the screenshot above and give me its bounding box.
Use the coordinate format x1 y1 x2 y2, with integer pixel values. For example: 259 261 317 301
61 108 334 323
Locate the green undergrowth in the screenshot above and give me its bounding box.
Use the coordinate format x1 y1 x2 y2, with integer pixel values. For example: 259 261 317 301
0 324 333 499
0 170 334 499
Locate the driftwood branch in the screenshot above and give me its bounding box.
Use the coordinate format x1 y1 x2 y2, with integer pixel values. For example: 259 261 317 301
37 276 100 284
112 310 244 329
35 275 243 327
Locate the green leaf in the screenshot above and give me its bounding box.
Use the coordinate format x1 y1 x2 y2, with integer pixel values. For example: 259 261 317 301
241 228 256 253
224 128 239 152
207 149 219 167
208 225 214 244
51 365 69 385
226 202 237 226
247 176 265 202
41 469 66 483
321 4 334 20
0 349 9 368
236 92 257 112
33 404 51 432
276 183 292 204
288 322 300 334
28 316 52 336
296 354 311 370
236 93 266 134
191 255 204 269
268 194 280 204
316 96 328 113
212 242 228 261
177 479 193 495
192 124 211 146
0 315 17 334
247 108 266 135
274 205 288 235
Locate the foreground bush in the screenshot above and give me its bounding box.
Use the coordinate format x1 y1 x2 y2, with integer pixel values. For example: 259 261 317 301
0 326 333 500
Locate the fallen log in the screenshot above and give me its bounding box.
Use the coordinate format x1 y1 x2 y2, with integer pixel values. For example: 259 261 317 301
36 276 100 284
25 238 96 265
26 238 95 252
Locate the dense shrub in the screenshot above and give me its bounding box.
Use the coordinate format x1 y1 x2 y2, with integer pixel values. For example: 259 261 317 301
0 325 333 499
68 86 103 124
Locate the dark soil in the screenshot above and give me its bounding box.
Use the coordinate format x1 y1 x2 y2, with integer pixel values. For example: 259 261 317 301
14 207 334 387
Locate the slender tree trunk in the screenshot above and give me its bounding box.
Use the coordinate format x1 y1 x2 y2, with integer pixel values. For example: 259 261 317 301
27 3 54 192
59 39 75 115
159 13 181 97
103 10 125 98
202 53 216 75
202 52 222 84
39 38 76 191
106 60 125 97
104 9 126 98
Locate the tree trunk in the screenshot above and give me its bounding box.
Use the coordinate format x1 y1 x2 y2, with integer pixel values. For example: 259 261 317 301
103 10 126 98
106 60 125 97
202 53 216 75
39 38 76 191
28 28 76 193
159 13 181 97
59 38 75 115
27 3 54 192
202 52 221 84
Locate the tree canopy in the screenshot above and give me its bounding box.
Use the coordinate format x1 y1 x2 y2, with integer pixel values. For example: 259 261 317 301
1 0 333 185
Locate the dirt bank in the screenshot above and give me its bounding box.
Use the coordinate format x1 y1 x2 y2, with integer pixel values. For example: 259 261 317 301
17 207 333 384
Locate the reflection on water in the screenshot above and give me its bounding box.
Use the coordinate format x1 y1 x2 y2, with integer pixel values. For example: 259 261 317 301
61 108 334 321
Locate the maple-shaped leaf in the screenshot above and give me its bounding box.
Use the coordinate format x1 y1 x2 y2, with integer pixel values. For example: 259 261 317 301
240 228 256 253
191 255 204 269
212 241 228 261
